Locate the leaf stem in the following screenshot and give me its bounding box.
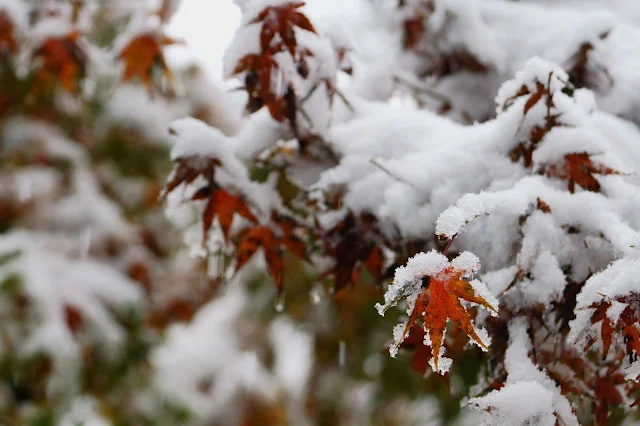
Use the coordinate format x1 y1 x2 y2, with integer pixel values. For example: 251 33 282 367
442 234 456 256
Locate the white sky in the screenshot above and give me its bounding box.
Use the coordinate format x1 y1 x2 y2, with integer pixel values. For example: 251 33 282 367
166 0 241 79
165 0 353 80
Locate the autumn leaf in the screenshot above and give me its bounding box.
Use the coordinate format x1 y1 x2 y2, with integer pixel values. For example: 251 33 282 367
523 82 546 115
588 294 640 360
162 157 222 199
64 304 84 335
192 185 257 244
31 31 87 94
0 11 18 53
250 1 315 55
235 212 309 292
388 324 433 375
546 152 620 193
594 371 626 426
118 33 179 92
319 212 391 292
378 251 498 374
228 1 334 124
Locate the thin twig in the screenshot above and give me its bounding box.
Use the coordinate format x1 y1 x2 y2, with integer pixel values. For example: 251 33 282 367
369 158 419 190
336 89 355 112
393 73 452 104
442 234 456 256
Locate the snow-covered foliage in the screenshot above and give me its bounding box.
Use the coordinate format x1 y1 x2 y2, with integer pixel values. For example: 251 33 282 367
4 0 640 424
161 0 640 424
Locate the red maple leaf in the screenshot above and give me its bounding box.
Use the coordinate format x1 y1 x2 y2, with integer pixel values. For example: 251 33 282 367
384 253 498 373
546 152 620 193
31 31 88 94
235 212 309 292
118 33 179 93
319 211 390 292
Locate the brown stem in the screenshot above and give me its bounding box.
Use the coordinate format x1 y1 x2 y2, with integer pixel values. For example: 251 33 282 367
442 234 456 256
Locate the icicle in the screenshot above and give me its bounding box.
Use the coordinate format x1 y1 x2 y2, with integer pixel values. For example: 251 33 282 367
310 284 324 305
274 292 286 312
80 227 92 257
17 178 32 202
207 252 225 279
339 340 346 368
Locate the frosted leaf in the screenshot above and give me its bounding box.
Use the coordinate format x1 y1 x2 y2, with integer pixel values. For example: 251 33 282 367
468 279 499 316
436 184 532 238
471 327 491 351
0 231 142 391
389 322 407 358
428 352 452 375
222 22 262 78
376 250 448 316
239 0 304 25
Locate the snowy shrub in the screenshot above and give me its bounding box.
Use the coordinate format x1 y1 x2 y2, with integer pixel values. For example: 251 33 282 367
163 1 640 425
2 0 640 425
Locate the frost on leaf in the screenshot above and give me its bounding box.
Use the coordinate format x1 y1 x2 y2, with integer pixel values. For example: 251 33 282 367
377 250 497 374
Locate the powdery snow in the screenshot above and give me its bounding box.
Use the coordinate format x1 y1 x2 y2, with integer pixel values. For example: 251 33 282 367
469 318 579 426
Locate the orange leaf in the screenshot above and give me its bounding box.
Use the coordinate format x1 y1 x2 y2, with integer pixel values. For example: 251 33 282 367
235 213 309 292
389 259 497 373
0 11 18 53
163 157 221 199
321 212 391 292
523 82 546 115
546 152 620 193
201 187 257 243
118 33 178 92
31 32 87 94
590 301 614 358
351 245 384 285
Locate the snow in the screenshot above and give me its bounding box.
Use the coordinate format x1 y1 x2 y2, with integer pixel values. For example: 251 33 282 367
169 117 247 177
0 231 143 393
221 22 262 78
103 84 185 144
270 317 314 398
0 0 28 34
153 282 314 422
469 318 579 426
60 397 111 426
376 250 448 316
239 0 303 25
568 254 640 351
3 0 640 423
